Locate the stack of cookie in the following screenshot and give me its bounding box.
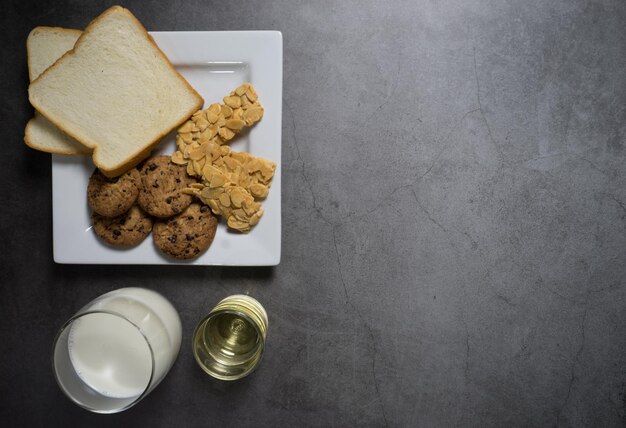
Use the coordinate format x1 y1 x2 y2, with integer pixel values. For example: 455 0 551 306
88 155 218 260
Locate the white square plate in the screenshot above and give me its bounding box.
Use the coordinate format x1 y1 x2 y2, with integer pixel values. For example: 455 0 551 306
52 31 282 265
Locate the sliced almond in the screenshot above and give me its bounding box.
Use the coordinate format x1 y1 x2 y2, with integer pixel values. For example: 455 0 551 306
249 208 264 226
180 132 194 145
187 161 195 176
232 208 248 221
242 200 261 216
171 151 187 165
218 127 235 141
193 159 205 175
207 199 220 214
210 174 226 188
243 107 264 124
178 121 194 133
196 116 210 131
213 157 225 168
225 119 245 131
181 188 200 196
230 187 247 207
219 193 231 207
230 152 251 164
189 146 206 161
234 83 249 96
223 96 241 109
208 103 221 115
220 104 233 118
227 216 250 232
206 110 219 124
207 187 225 199
223 156 241 171
176 136 186 150
250 183 269 199
245 86 258 102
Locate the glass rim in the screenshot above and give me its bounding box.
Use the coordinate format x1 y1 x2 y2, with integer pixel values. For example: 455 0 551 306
191 308 266 381
51 309 156 414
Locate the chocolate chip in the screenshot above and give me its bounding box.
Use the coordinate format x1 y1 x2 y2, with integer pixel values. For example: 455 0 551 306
166 197 172 204
148 163 157 171
176 178 181 183
186 234 194 241
113 230 121 236
169 235 177 243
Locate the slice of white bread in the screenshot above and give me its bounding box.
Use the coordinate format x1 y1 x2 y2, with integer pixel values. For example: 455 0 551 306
27 27 81 82
29 6 204 177
25 27 91 155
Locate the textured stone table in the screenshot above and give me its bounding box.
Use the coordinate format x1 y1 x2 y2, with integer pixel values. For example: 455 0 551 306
1 1 624 426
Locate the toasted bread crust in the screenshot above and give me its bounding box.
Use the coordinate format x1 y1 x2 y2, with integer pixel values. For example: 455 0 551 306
24 116 91 155
28 6 204 176
26 26 82 82
25 27 90 155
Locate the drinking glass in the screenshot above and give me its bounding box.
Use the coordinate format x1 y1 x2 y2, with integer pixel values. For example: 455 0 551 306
192 295 268 381
52 287 182 413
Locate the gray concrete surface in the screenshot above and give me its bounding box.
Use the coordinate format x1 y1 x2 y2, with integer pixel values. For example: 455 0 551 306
1 0 625 426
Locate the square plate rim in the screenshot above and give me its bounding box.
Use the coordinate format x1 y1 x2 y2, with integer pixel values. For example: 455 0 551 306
51 30 282 266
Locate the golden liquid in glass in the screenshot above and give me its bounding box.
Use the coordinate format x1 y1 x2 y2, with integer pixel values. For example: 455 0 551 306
192 295 267 380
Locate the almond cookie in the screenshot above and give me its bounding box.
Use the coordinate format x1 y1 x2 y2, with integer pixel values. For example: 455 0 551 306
87 168 140 217
92 205 153 247
137 155 197 218
153 203 218 260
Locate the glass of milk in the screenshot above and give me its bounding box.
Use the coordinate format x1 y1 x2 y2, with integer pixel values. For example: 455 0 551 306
52 287 182 413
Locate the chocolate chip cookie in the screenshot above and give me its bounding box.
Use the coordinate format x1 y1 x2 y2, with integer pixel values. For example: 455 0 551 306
137 155 197 218
153 203 218 259
92 205 153 247
87 168 140 217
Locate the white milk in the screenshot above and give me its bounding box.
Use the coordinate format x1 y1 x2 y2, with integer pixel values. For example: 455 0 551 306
68 313 152 398
67 288 182 399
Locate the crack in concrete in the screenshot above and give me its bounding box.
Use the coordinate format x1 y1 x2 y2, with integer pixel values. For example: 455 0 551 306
332 228 350 304
363 53 402 126
411 188 447 232
414 108 480 184
608 195 626 215
539 282 588 306
494 292 517 307
513 152 570 166
347 184 414 222
288 104 480 228
576 156 610 176
607 391 624 421
332 228 388 427
556 302 589 427
455 227 479 249
285 100 333 226
473 47 504 162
